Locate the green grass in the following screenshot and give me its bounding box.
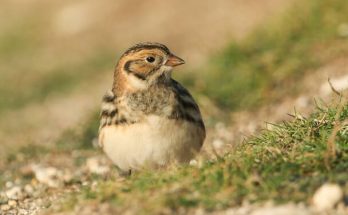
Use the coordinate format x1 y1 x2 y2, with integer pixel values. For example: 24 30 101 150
2 0 348 213
60 100 347 213
197 0 348 110
52 1 348 212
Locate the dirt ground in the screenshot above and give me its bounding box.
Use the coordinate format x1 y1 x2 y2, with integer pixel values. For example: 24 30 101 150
6 0 348 214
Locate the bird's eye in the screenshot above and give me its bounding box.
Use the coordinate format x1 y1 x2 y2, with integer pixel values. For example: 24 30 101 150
146 56 155 63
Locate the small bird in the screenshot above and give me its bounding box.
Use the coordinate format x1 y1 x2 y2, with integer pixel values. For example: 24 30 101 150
98 42 205 174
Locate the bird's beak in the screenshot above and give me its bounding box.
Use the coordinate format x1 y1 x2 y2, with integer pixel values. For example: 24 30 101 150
165 54 185 67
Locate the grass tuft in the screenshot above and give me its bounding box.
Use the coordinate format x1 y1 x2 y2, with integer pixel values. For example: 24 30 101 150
65 101 348 213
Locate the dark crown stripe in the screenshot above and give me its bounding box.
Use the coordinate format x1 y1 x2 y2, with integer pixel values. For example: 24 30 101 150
123 42 170 56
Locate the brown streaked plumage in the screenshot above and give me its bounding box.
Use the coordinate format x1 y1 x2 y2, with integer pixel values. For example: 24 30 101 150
99 42 205 174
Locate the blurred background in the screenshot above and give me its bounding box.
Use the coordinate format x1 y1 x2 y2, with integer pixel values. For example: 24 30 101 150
1 0 348 163
1 0 348 213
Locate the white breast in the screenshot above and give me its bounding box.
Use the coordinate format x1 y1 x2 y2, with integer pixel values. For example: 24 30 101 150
99 115 204 171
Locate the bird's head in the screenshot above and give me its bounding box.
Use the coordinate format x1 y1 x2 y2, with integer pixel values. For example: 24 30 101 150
113 42 185 94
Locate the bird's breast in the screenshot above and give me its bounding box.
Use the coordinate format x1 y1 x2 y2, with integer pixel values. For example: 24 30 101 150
99 115 204 171
127 88 174 113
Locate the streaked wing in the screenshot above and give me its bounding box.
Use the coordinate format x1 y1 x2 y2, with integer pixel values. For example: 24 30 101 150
171 79 205 132
99 90 117 131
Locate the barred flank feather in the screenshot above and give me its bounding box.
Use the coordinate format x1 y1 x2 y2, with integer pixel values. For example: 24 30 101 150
100 90 138 132
100 90 117 130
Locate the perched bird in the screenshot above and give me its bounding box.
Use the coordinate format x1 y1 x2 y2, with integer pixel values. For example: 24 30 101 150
98 42 205 174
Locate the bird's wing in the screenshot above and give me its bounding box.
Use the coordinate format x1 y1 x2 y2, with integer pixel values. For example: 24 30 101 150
99 90 117 131
171 79 205 132
98 90 117 148
99 89 137 128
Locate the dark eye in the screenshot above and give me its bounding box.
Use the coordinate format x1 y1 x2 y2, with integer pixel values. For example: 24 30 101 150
146 56 155 63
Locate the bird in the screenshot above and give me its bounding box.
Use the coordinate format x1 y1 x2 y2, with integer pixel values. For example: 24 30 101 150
98 42 205 175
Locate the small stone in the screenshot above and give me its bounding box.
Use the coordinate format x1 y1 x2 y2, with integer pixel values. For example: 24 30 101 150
5 181 13 188
194 208 205 215
295 96 309 108
312 183 343 211
212 139 224 150
1 204 11 211
8 200 17 207
86 157 110 175
19 209 30 215
63 171 73 183
189 159 198 166
82 181 89 186
225 206 252 215
32 165 63 188
251 203 310 215
20 165 34 177
24 184 34 195
5 186 24 200
14 178 22 185
0 192 8 204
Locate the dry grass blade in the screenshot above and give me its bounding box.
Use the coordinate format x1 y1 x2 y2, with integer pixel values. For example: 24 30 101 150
328 78 342 97
324 80 346 169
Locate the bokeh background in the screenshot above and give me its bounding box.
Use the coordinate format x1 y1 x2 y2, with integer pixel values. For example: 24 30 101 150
1 0 348 214
0 0 297 156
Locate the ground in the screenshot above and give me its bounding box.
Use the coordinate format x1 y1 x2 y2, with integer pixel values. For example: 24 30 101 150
1 0 348 214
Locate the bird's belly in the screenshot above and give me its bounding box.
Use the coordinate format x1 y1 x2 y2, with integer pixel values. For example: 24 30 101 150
100 115 204 170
